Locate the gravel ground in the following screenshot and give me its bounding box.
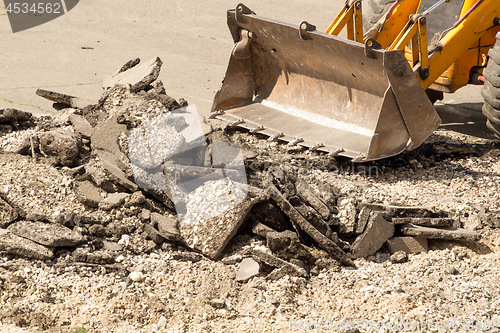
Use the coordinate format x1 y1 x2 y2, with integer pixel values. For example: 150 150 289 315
1 109 500 333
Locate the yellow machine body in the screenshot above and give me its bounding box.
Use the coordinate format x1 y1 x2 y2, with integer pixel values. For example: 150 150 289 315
212 1 500 161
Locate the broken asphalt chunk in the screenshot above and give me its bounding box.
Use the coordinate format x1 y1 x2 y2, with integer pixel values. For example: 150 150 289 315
7 220 85 247
358 202 442 218
144 224 165 244
99 192 129 211
0 196 18 228
289 196 338 244
250 250 308 279
103 57 163 93
36 89 96 109
236 257 260 282
399 224 481 242
91 116 128 157
355 207 372 234
386 236 428 254
151 213 181 242
0 108 32 123
296 181 331 220
268 184 353 266
266 230 311 261
73 180 102 208
0 229 53 260
95 149 139 192
392 217 454 227
351 212 394 259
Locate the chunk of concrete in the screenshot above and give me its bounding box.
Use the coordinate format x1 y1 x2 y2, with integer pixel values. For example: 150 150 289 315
89 224 106 237
129 112 187 169
117 58 141 73
390 250 409 264
236 257 260 282
392 217 454 227
0 196 18 228
125 191 146 207
99 192 130 211
337 197 357 234
103 57 163 93
38 128 82 167
95 149 139 192
171 251 203 262
268 184 353 266
351 212 394 259
36 89 96 109
144 224 165 244
86 250 115 264
69 114 94 138
73 180 102 208
151 213 180 242
102 241 123 252
399 224 481 241
0 229 53 260
296 181 331 220
386 236 428 254
7 220 85 247
180 195 264 260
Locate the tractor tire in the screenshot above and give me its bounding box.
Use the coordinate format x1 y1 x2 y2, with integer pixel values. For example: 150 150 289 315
362 0 397 33
481 32 500 138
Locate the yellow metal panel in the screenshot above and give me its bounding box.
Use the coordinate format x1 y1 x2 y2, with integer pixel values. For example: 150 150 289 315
420 0 500 90
371 0 421 49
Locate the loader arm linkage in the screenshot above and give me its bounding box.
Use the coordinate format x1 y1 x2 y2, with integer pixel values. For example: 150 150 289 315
329 0 500 91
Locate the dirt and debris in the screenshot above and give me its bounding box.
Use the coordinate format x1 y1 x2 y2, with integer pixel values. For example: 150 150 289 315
0 57 500 332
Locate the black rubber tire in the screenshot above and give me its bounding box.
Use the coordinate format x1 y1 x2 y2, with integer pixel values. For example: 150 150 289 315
482 32 500 139
362 0 397 33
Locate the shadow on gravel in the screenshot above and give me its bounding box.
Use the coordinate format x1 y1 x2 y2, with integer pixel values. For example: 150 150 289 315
435 103 496 140
429 239 493 255
342 132 500 184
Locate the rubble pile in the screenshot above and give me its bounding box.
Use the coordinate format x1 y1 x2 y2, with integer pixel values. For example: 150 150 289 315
0 57 498 332
0 57 483 274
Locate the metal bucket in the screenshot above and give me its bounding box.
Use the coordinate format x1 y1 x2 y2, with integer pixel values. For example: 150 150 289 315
212 4 441 161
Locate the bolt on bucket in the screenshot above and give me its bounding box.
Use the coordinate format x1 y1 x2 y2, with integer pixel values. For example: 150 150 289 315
211 4 441 162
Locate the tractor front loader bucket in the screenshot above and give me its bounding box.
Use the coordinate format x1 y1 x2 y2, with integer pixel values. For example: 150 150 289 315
211 4 441 162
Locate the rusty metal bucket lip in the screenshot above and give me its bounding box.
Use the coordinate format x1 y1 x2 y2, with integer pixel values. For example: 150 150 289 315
215 103 410 161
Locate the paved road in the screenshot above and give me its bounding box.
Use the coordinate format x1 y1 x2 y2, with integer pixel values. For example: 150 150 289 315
0 0 494 137
0 0 343 116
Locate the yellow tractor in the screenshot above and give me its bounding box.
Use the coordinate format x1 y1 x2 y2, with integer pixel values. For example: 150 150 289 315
211 0 500 161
